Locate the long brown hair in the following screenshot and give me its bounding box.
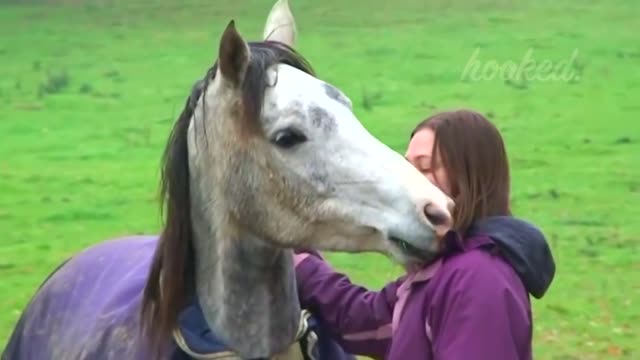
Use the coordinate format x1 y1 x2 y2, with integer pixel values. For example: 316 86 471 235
410 109 511 233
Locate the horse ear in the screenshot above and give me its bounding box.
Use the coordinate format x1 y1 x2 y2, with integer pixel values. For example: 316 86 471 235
263 0 296 47
218 20 250 86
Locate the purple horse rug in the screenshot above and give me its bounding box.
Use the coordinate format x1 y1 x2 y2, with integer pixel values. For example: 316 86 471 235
1 236 355 360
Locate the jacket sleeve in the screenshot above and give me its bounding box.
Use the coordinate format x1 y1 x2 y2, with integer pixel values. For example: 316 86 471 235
428 255 532 360
294 251 404 359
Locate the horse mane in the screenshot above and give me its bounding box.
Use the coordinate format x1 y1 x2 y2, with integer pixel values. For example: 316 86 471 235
140 40 315 354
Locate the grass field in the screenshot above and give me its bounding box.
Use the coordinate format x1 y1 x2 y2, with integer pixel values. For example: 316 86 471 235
1 0 638 358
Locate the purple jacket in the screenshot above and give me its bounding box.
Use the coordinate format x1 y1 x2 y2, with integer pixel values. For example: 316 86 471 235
294 216 556 359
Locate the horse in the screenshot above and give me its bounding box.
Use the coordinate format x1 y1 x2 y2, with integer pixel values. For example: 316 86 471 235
2 1 453 359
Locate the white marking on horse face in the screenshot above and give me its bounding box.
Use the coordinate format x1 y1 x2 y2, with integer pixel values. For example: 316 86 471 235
261 64 454 263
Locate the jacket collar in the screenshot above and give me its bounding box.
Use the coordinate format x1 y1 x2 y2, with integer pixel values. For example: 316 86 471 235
406 231 495 285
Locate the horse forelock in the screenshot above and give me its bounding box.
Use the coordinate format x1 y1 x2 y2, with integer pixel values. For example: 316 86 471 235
235 41 316 136
140 39 316 357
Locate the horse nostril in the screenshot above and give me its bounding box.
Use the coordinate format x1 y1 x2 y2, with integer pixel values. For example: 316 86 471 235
424 203 451 227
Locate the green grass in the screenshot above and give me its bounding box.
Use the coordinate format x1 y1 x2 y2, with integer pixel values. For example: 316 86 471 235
1 0 638 358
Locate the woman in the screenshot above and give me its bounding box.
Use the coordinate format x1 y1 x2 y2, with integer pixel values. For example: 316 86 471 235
293 109 556 359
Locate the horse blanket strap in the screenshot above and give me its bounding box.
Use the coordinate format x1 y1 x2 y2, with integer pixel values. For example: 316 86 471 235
172 302 320 360
296 310 318 360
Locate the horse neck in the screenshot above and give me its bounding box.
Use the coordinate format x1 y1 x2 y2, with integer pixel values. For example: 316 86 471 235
190 206 301 358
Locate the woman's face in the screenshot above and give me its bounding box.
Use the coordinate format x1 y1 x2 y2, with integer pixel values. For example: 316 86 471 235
405 128 452 196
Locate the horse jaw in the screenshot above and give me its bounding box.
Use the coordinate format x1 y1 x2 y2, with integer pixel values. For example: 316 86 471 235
263 0 296 47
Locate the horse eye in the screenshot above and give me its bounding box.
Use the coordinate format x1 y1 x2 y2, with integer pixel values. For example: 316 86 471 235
272 128 307 149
